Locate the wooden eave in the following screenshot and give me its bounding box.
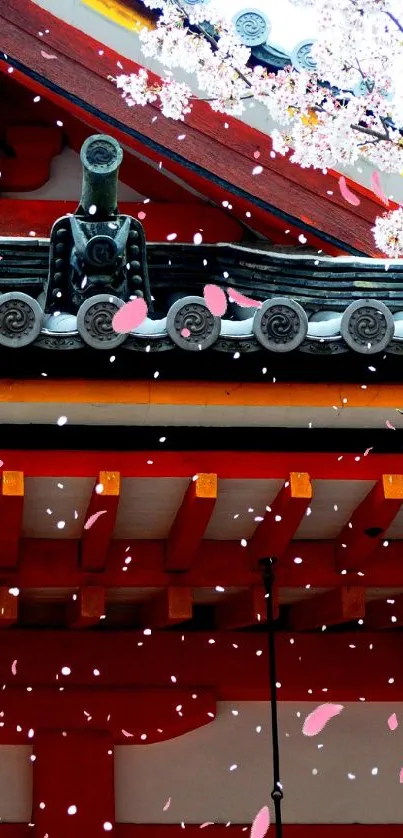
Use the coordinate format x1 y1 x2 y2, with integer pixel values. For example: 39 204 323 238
0 0 392 256
0 445 403 644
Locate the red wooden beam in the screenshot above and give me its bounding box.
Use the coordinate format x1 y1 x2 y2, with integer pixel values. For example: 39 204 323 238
215 585 278 629
0 471 24 570
248 473 312 568
66 587 105 628
365 593 403 630
287 587 365 631
0 629 402 701
0 587 18 627
0 0 383 255
5 448 403 480
0 199 244 241
0 686 215 743
334 474 403 572
166 474 217 571
0 537 397 591
0 826 400 837
117 828 403 838
137 586 192 628
81 471 120 571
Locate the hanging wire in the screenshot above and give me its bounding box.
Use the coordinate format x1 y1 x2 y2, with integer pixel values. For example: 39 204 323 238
259 557 283 838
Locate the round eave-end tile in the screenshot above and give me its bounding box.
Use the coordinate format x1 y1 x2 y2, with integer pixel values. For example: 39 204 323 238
253 297 308 352
166 295 221 351
341 299 395 354
233 8 271 47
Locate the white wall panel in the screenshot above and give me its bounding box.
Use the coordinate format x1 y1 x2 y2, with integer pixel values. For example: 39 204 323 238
0 746 32 823
115 701 403 824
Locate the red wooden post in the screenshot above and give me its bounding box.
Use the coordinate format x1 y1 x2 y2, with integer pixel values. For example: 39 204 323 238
33 731 115 836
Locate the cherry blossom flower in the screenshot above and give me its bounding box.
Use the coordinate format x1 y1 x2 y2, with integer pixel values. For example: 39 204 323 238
114 0 403 254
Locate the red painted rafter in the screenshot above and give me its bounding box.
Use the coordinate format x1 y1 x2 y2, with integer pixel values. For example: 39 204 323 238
66 587 106 628
286 587 365 631
81 471 120 571
0 471 24 570
334 474 403 572
215 585 277 630
248 473 312 568
137 586 193 628
0 199 244 241
166 474 217 571
0 0 385 255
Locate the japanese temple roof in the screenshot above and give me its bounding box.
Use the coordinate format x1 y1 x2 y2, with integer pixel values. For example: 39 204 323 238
0 0 394 257
2 235 403 359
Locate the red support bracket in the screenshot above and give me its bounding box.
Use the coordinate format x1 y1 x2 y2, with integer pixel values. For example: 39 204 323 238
66 587 106 628
248 472 312 568
137 587 193 629
81 471 120 571
287 586 365 631
334 474 403 572
0 471 24 570
166 474 217 571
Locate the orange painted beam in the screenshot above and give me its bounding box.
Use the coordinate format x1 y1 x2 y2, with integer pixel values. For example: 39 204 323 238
287 587 365 631
215 585 278 630
4 379 403 412
365 593 403 630
0 471 24 570
0 587 18 626
137 587 193 628
248 473 312 568
334 474 403 572
81 471 120 571
66 587 105 628
165 474 217 571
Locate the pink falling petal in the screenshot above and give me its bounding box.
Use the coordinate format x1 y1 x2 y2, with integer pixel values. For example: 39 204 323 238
138 211 147 220
386 419 396 430
302 703 344 737
388 713 398 731
163 798 171 812
112 298 148 334
84 510 107 530
181 328 191 338
363 447 373 457
400 767 403 784
253 150 261 159
371 171 389 206
40 50 57 60
121 729 134 738
250 805 270 838
338 176 360 207
228 288 262 309
203 284 227 317
200 824 214 829
11 660 17 676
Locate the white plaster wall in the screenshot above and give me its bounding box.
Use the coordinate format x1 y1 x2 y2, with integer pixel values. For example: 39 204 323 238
115 701 403 824
0 746 32 823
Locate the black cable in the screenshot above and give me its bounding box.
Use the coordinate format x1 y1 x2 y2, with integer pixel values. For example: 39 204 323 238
259 557 283 838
